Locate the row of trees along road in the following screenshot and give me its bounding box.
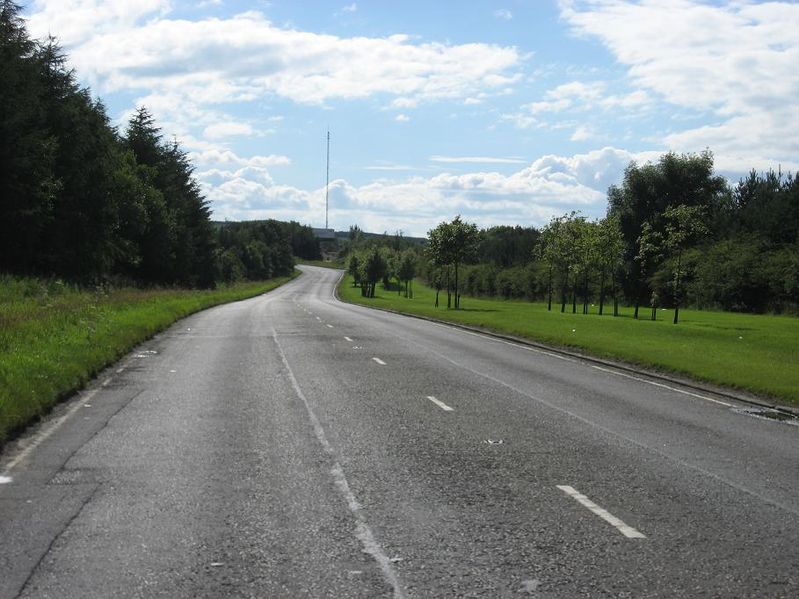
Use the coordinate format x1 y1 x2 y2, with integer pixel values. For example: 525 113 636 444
0 1 319 287
347 246 419 299
354 152 796 319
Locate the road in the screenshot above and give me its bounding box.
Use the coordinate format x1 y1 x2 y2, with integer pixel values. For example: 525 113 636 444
1 265 797 598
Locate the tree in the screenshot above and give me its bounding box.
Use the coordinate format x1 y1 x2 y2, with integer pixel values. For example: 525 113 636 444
347 254 361 287
539 213 583 313
662 205 708 324
536 219 561 311
427 216 478 309
397 249 417 298
0 1 59 275
596 214 624 316
608 151 727 305
635 221 663 320
478 225 539 268
362 247 387 298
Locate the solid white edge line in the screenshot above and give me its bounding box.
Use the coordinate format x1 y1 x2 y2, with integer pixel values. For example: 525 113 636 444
557 485 646 539
588 365 732 406
404 318 732 409
1 385 104 475
426 396 454 412
372 357 387 365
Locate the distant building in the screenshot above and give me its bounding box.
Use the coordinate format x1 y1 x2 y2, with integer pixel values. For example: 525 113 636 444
312 228 337 240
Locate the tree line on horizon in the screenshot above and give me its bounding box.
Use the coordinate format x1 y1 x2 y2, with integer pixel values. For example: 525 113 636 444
0 2 319 287
344 151 798 317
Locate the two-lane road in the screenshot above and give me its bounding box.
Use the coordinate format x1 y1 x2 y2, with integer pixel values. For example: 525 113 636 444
1 265 797 597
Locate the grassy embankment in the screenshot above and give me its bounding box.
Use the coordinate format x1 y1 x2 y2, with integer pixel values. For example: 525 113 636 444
339 275 799 405
0 272 298 444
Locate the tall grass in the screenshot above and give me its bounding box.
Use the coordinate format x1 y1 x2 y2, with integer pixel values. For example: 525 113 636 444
339 276 799 405
0 273 297 444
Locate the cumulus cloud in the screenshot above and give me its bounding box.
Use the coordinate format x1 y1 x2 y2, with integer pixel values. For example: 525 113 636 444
205 147 644 234
203 121 254 139
560 0 799 168
494 9 513 21
191 148 291 170
27 5 522 108
27 0 170 46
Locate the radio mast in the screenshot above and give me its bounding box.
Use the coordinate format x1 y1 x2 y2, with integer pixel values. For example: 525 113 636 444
325 129 330 229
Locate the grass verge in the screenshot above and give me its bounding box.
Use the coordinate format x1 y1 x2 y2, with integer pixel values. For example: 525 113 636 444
338 275 799 405
0 271 298 444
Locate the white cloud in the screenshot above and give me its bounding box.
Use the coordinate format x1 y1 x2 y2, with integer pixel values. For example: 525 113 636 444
494 9 513 21
500 112 539 130
560 0 799 169
27 6 522 108
395 114 410 122
190 148 291 169
342 3 357 13
205 147 644 234
569 125 594 142
203 121 254 139
390 97 419 109
524 81 606 114
27 0 170 46
504 80 643 134
430 155 527 164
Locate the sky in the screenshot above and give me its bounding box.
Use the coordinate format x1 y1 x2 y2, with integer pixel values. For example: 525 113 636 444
23 0 799 236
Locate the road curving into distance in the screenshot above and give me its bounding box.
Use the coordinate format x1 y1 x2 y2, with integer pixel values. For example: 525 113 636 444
1 265 797 597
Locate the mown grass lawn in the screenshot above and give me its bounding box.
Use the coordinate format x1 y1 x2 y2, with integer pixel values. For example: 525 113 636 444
339 275 799 405
0 272 298 444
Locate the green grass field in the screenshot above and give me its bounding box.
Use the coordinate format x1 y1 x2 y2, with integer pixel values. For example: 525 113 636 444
339 275 799 405
0 272 298 444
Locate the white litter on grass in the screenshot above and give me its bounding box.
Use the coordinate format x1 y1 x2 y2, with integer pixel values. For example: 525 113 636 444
572 329 576 333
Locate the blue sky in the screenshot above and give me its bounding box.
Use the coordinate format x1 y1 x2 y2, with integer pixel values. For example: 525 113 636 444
24 1 799 235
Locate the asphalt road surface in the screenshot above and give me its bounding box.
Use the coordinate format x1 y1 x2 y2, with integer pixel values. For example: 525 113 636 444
1 265 797 598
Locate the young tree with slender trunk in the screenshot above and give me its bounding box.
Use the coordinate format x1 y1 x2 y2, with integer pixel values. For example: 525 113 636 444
597 214 624 316
663 204 708 324
427 216 479 310
635 221 663 320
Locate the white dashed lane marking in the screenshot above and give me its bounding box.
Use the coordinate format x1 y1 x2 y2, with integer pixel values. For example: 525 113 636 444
426 396 454 412
372 357 387 365
557 485 646 539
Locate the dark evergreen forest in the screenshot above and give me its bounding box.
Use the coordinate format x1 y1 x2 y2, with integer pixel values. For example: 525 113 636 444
0 2 319 287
